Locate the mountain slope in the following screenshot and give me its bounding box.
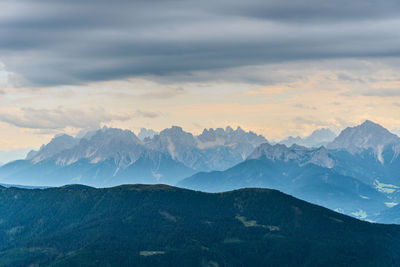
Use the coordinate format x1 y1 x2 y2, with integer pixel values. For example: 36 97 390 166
376 203 400 224
26 134 79 162
0 185 399 266
323 121 400 194
275 121 400 201
178 157 388 219
0 147 32 166
248 143 335 168
0 154 194 187
0 128 195 187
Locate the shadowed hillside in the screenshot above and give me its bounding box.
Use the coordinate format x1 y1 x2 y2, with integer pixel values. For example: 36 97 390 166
0 184 399 266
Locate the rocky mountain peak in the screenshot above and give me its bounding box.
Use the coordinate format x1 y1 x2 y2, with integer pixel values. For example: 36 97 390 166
327 120 400 156
28 134 79 163
248 143 334 168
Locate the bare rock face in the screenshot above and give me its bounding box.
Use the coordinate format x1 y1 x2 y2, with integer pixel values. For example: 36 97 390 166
11 125 271 186
327 120 400 163
28 134 79 163
248 143 335 169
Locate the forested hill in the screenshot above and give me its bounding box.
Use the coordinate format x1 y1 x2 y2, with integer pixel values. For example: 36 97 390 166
0 184 400 266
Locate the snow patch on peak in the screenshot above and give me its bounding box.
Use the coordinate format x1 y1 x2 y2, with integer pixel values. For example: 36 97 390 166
374 179 400 194
166 137 176 160
377 145 384 164
384 202 398 208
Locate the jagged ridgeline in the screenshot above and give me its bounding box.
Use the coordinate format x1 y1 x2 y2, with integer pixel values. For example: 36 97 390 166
0 126 267 187
0 185 400 266
179 121 400 223
1 120 400 223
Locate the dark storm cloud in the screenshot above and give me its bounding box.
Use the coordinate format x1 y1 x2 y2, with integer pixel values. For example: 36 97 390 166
218 1 400 22
1 0 400 86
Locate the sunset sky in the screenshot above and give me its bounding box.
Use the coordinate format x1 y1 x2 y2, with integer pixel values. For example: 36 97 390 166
1 0 400 150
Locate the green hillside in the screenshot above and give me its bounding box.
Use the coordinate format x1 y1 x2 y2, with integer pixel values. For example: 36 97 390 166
0 184 399 266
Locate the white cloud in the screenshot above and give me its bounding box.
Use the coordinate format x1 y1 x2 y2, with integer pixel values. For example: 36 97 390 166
0 106 131 130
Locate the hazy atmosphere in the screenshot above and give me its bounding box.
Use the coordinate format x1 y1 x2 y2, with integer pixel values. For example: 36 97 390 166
2 1 400 266
1 0 400 150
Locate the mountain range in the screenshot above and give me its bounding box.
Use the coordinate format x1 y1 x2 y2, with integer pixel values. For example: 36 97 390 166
180 120 400 223
1 120 400 223
178 144 390 220
0 126 266 187
0 184 399 266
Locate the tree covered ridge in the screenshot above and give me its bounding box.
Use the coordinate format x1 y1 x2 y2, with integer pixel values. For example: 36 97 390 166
0 184 399 266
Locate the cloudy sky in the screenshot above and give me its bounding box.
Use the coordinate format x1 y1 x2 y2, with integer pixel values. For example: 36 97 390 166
1 0 400 150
